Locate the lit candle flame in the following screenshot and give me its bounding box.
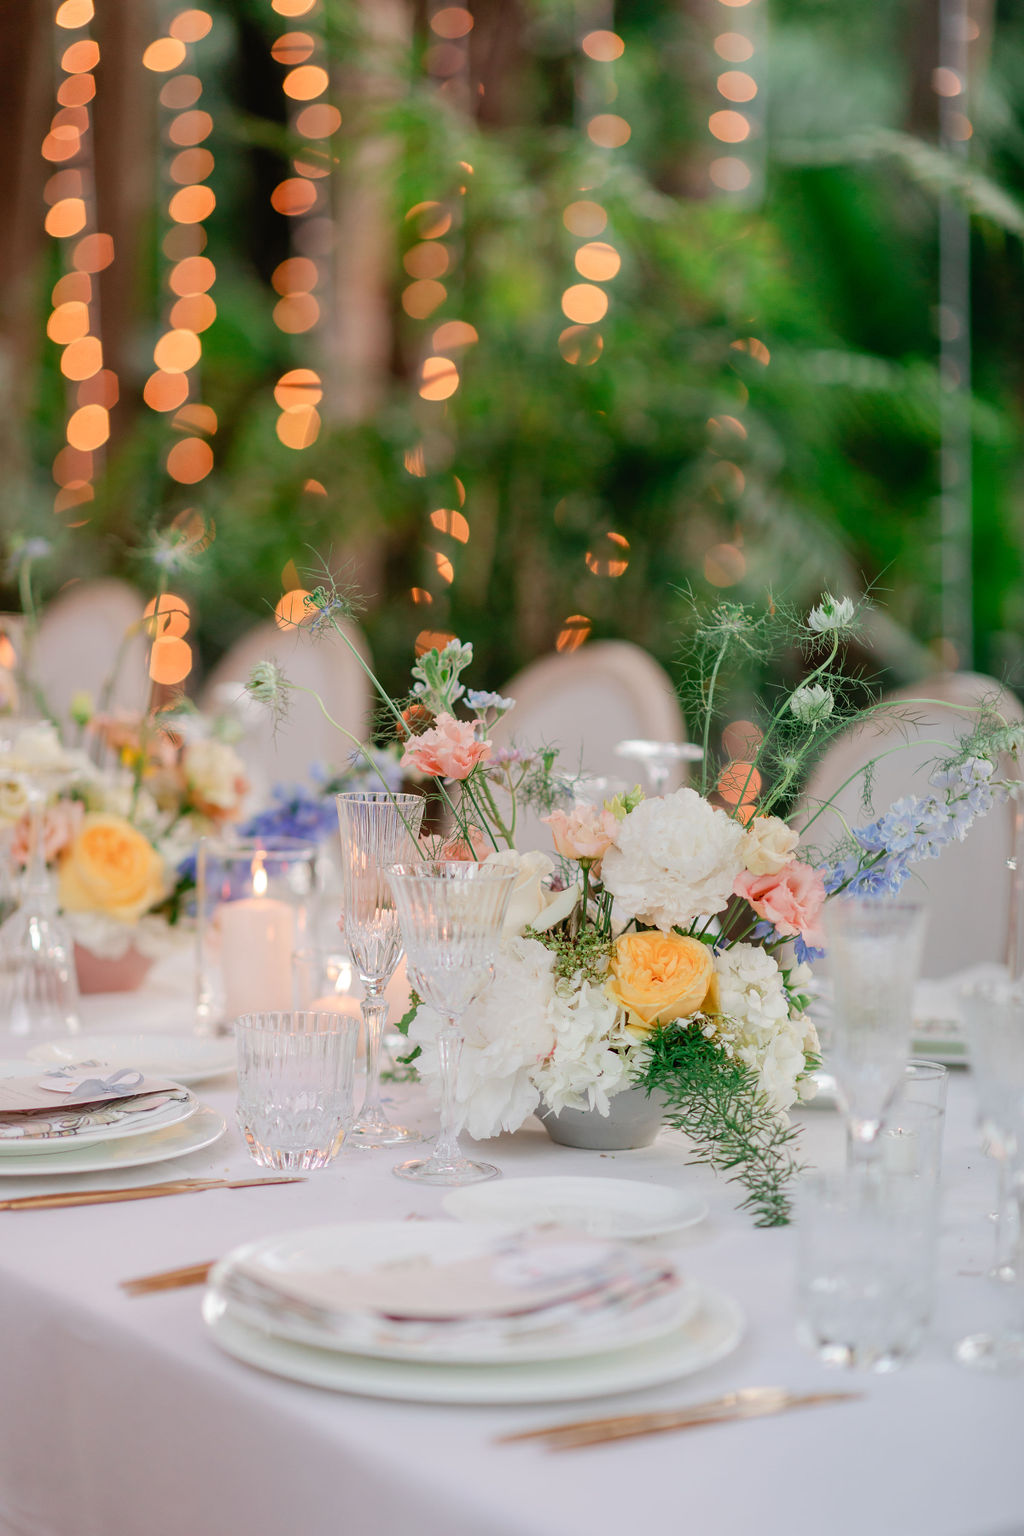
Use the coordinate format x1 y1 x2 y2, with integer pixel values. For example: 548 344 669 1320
252 857 268 897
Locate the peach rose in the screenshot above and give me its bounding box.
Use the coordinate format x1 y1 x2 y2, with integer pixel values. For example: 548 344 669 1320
545 804 619 865
733 860 826 945
607 931 715 1036
400 714 491 781
428 825 493 862
58 813 166 925
11 800 83 867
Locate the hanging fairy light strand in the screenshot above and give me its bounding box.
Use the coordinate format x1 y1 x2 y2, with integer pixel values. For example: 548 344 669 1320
707 0 763 197
43 0 118 527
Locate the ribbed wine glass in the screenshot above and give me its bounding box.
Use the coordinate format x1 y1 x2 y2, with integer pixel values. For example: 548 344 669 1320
335 792 425 1148
386 861 517 1185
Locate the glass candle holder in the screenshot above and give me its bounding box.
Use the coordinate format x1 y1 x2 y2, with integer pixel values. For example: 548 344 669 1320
195 836 319 1033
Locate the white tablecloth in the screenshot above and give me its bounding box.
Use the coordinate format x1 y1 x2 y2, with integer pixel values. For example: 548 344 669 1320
0 980 1021 1536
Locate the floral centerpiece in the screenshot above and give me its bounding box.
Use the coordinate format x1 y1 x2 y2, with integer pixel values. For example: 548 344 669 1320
247 580 1021 1224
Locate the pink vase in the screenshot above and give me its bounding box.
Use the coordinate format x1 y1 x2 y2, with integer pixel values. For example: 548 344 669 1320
74 944 153 995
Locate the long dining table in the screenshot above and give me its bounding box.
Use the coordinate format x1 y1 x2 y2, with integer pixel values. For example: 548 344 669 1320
0 974 1020 1536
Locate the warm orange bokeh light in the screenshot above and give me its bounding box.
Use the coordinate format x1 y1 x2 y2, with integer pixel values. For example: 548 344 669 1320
717 760 760 804
57 74 96 107
419 356 459 401
271 32 315 65
274 369 323 410
169 9 213 42
77 368 118 409
587 114 631 148
60 335 102 380
71 232 114 272
66 403 109 451
561 283 609 324
708 413 748 440
404 202 452 239
173 402 218 435
731 336 770 365
715 32 754 61
581 30 625 61
276 406 321 449
61 39 100 73
563 200 607 237
404 242 450 279
142 38 187 72
429 508 470 542
55 0 94 26
270 178 317 216
169 256 216 296
45 169 83 205
47 302 90 345
709 109 749 142
404 446 426 477
283 65 329 100
722 719 763 759
160 74 202 109
710 157 751 191
271 0 315 13
574 241 620 281
143 592 190 638
53 481 94 514
169 294 217 332
717 70 757 102
52 445 93 487
585 530 630 577
271 256 318 295
169 110 213 146
558 325 603 366
149 636 192 686
170 506 215 553
556 615 592 653
52 272 91 305
704 543 747 587
274 590 313 630
401 280 447 319
143 371 190 412
433 552 455 584
295 104 342 137
411 588 432 605
164 223 207 259
169 185 216 224
170 147 215 185
432 320 478 351
153 329 202 373
45 198 87 238
415 629 457 657
273 293 320 333
430 6 473 38
42 131 79 164
166 436 214 483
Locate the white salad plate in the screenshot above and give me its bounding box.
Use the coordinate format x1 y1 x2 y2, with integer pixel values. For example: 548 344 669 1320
0 1105 226 1176
203 1281 744 1405
207 1221 701 1366
29 1033 236 1085
442 1177 709 1240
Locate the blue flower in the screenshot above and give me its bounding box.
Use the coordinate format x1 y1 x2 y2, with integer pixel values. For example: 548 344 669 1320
465 689 515 715
794 935 825 965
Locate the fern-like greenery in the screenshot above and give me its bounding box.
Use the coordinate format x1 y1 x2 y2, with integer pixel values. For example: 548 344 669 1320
637 1024 807 1228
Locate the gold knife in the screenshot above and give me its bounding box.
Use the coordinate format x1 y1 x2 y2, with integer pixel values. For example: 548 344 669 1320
0 1175 306 1211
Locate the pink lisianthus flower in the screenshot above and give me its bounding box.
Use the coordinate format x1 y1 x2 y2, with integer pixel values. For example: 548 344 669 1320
400 714 491 781
545 804 619 866
426 825 493 862
10 799 84 868
734 860 827 946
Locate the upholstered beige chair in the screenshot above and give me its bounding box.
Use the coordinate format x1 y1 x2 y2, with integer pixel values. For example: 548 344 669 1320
32 578 149 722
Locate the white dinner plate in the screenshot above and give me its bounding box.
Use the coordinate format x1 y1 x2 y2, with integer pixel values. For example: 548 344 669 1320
29 1033 236 1085
442 1177 709 1240
0 1105 226 1176
208 1221 701 1366
203 1282 744 1405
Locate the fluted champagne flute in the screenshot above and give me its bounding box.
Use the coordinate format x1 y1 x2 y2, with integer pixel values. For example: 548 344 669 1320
386 861 517 1185
335 792 425 1148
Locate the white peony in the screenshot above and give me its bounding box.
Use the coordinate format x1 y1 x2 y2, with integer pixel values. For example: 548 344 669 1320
183 739 246 813
485 849 579 935
706 942 809 1113
742 815 799 877
600 788 746 931
409 936 557 1139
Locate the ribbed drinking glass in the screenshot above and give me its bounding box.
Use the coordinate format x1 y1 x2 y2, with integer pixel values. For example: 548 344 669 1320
386 860 517 1185
235 1010 358 1170
335 792 425 1148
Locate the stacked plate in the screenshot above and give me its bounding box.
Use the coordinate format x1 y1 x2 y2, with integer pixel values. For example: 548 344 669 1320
0 1061 225 1175
203 1221 744 1404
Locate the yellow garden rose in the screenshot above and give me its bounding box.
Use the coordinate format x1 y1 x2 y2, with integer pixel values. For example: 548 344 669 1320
607 931 715 1036
58 813 166 925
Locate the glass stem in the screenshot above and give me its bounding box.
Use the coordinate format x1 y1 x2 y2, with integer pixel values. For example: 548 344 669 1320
433 1021 464 1167
23 786 51 912
359 990 388 1113
993 1154 1020 1282
847 1117 883 1170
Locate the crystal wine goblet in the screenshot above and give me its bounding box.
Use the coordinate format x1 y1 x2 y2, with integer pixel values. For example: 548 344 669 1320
335 792 425 1148
614 739 704 797
822 897 927 1167
385 860 517 1185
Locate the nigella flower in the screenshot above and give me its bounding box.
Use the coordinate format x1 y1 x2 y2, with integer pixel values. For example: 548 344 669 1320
807 594 856 634
789 683 834 727
245 660 291 726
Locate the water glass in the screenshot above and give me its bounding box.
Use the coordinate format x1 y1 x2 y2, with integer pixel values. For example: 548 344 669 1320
873 1058 948 1181
235 1010 358 1171
796 1169 938 1371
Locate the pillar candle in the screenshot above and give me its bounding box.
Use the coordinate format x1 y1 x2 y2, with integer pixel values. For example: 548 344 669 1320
219 896 294 1020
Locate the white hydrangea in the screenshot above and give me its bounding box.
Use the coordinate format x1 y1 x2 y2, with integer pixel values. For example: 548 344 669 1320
533 980 636 1117
706 942 810 1113
600 787 747 931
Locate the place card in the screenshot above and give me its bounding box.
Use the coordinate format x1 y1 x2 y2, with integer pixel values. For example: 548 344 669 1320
0 1065 182 1117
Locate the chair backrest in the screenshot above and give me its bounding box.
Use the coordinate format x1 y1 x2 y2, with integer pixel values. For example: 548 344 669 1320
199 617 374 795
489 641 688 851
797 671 1024 977
32 578 149 723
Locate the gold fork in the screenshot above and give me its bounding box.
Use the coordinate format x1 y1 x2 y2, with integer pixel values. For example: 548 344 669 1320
121 1260 215 1296
498 1387 863 1450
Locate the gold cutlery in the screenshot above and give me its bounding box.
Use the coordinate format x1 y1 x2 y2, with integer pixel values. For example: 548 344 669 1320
0 1175 306 1211
498 1387 863 1450
121 1260 215 1296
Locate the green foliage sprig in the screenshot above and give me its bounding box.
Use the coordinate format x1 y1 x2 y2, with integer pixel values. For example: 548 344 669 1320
638 1023 807 1228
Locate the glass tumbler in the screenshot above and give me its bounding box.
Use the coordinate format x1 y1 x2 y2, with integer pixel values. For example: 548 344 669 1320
235 1010 358 1171
874 1058 948 1182
796 1169 938 1372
